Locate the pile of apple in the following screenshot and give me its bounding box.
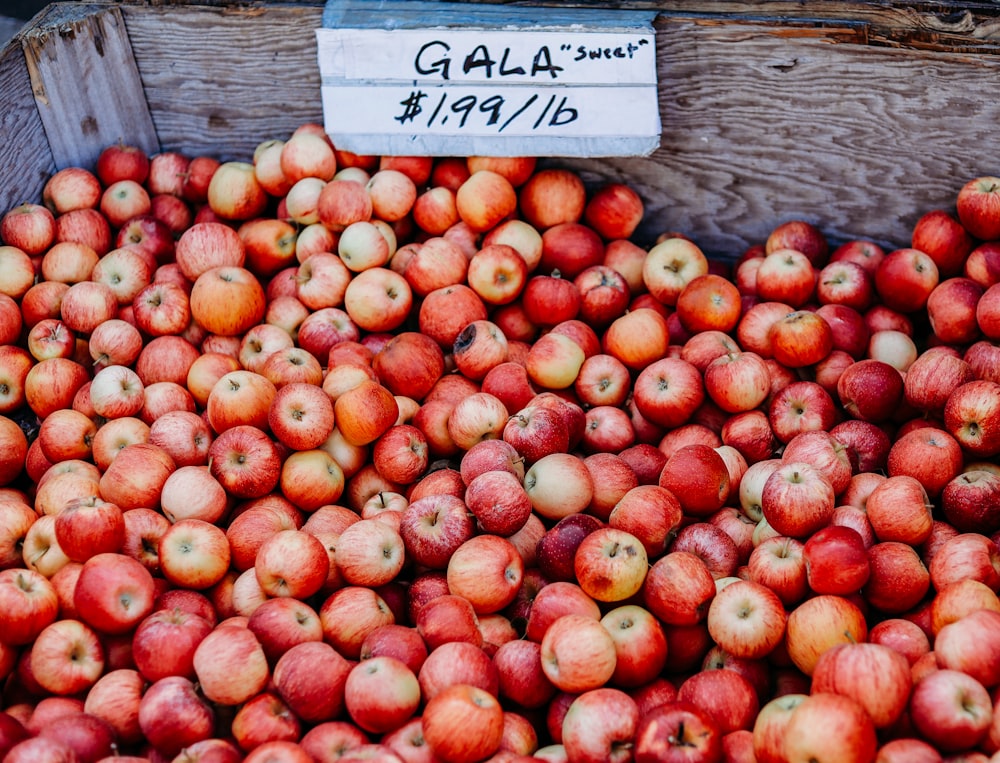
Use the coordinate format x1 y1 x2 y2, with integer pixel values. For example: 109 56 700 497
0 121 999 763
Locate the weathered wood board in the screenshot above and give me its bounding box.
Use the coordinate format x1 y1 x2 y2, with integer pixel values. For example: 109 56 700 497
0 0 998 259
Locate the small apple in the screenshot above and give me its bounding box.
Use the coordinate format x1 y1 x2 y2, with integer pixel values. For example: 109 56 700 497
956 175 1000 240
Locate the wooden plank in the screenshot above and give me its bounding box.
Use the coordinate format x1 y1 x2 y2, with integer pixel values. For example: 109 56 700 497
3 0 999 262
454 0 1000 54
0 24 56 213
664 2 1000 55
165 0 1000 54
20 4 159 172
121 3 326 162
554 16 1000 257
120 2 1000 256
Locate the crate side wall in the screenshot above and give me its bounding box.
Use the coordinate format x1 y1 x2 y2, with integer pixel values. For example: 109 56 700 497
121 4 326 164
562 17 1000 256
126 5 1000 256
3 2 1000 260
0 36 57 211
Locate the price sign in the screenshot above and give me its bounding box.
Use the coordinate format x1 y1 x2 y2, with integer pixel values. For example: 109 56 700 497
317 2 660 157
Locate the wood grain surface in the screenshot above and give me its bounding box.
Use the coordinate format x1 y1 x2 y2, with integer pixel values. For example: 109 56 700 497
1 1 998 258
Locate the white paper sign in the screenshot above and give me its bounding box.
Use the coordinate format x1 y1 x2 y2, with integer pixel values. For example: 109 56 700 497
316 26 660 157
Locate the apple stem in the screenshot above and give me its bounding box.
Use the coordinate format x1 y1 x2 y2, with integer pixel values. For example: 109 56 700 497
668 722 695 747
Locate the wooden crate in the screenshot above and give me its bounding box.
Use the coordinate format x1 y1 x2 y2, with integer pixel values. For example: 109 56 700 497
1 0 999 258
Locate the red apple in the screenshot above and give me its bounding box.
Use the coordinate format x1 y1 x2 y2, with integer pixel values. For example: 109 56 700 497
132 606 214 682
523 452 593 522
802 524 871 596
602 308 670 375
343 655 421 735
676 273 742 335
30 618 106 696
704 350 771 414
205 160 267 220
782 692 877 763
607 483 683 559
941 469 1000 535
754 248 816 308
935 608 1000 688
82 668 145 748
96 142 149 185
761 461 836 539
768 380 838 444
815 303 870 360
643 551 716 627
137 676 215 757
208 425 283 499
189 265 266 337
829 420 891 474
561 687 640 763
909 668 993 753
930 578 1000 637
455 170 517 233
493 637 557 710
42 165 102 214
641 236 709 307
928 531 1000 592
811 642 912 729
417 639 498 703
574 264 631 329
540 612 617 694
769 309 834 368
874 247 940 313
230 691 302 753
254 528 330 600
868 617 930 667
912 208 975 277
927 276 985 345
863 540 931 616
599 603 668 689
956 175 1000 240
537 221 604 280
158 518 232 591
677 667 759 734
785 594 868 676
905 347 974 416
584 182 643 239
73 552 156 635
977 281 1000 340
0 567 59 646
320 585 395 660
272 640 352 724
447 534 523 615
421 683 504 763
887 425 964 498
518 168 585 230
573 527 648 603
191 623 269 707
836 358 904 423
964 240 1000 287
706 578 787 660
463 469 532 538
944 379 1000 458
864 474 933 546
816 259 874 311
634 700 723 763
875 738 945 763
333 518 405 589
